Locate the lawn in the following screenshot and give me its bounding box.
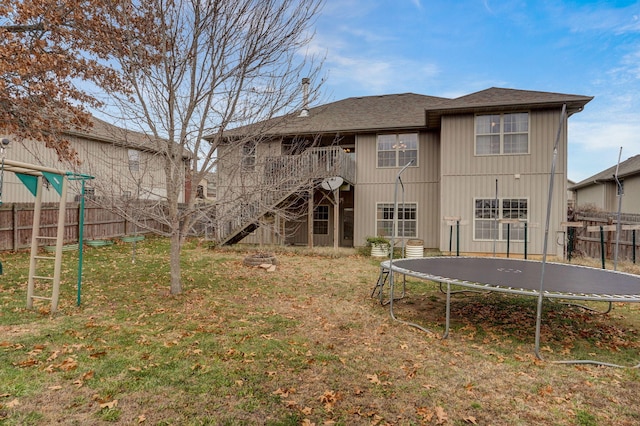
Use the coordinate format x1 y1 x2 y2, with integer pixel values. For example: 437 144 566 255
1 238 639 425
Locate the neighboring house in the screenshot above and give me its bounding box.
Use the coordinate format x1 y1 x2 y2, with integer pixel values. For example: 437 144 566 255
213 87 592 256
196 172 216 202
567 179 576 209
1 117 190 204
570 154 640 213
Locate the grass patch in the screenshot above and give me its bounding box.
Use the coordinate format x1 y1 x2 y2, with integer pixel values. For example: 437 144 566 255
1 238 639 424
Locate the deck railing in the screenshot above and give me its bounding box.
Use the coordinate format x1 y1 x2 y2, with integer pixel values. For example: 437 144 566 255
263 146 355 189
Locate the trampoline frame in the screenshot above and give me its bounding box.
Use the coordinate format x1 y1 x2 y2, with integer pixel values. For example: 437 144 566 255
379 256 640 368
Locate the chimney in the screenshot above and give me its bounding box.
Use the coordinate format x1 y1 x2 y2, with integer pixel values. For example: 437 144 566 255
299 77 310 117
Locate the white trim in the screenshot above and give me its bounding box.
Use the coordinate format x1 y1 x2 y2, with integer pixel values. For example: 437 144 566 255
375 201 418 238
473 197 529 242
376 133 419 168
474 112 530 156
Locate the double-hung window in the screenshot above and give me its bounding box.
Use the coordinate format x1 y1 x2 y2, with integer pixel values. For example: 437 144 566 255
242 142 257 171
474 198 528 241
313 205 329 235
377 133 418 167
475 113 528 155
128 149 140 172
376 203 417 238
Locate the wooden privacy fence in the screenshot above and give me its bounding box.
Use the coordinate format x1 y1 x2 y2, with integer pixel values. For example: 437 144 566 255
0 202 165 252
567 211 640 263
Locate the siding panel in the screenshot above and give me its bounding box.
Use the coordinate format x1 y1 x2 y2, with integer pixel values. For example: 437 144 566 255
354 131 441 248
440 109 567 256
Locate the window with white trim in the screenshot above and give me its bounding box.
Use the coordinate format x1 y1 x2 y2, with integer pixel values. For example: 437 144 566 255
474 198 528 241
376 203 417 238
377 133 418 167
475 113 528 155
313 205 329 235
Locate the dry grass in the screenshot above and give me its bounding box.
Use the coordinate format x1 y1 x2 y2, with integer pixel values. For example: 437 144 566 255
1 239 639 425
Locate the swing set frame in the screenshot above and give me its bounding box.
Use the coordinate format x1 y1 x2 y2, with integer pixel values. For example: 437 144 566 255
1 158 93 313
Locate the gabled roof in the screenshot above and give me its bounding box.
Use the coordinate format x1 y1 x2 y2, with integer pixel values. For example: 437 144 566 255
424 87 593 128
217 93 450 138
66 116 193 159
571 154 640 190
215 87 592 139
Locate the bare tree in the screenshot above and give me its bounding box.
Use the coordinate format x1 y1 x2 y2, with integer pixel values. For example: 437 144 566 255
98 0 324 294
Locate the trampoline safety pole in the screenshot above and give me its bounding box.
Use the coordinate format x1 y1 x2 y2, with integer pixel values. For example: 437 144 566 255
634 230 636 264
534 103 565 360
456 220 460 257
524 222 528 260
506 223 511 258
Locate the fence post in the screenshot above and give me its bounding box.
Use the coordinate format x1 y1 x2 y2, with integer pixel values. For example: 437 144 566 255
12 203 18 252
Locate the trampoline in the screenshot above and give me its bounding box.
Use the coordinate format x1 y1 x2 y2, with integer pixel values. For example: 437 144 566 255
377 256 640 367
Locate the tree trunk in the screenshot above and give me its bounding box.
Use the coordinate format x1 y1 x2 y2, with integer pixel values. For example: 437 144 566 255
169 225 182 295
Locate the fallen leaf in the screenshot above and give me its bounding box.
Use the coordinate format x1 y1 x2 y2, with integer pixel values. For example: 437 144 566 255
58 358 78 371
538 385 553 396
138 414 146 423
416 406 434 422
301 406 313 415
15 358 38 368
463 415 478 424
366 374 381 385
435 406 448 424
100 400 118 409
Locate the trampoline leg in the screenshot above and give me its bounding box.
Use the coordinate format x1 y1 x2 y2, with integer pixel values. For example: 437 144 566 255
443 282 451 339
371 268 389 302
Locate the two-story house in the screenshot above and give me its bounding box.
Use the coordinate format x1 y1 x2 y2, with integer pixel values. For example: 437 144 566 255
1 116 190 204
213 87 592 256
571 154 640 214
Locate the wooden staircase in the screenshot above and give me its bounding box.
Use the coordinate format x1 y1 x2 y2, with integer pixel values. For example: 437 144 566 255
216 147 355 246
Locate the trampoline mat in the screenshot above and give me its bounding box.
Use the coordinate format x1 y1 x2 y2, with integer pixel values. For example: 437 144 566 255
386 257 640 298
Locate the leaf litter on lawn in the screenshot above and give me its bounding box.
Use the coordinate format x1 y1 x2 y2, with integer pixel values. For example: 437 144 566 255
1 240 640 424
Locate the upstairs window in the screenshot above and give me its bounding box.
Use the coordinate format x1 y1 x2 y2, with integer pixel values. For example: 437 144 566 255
475 113 528 155
242 142 256 171
128 149 140 172
377 133 418 167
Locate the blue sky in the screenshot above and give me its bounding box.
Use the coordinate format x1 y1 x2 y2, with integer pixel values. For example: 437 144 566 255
311 0 640 182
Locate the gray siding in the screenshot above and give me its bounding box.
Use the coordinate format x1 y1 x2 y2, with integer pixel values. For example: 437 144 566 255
1 134 176 204
622 175 640 213
574 176 640 214
439 109 567 256
353 131 441 248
